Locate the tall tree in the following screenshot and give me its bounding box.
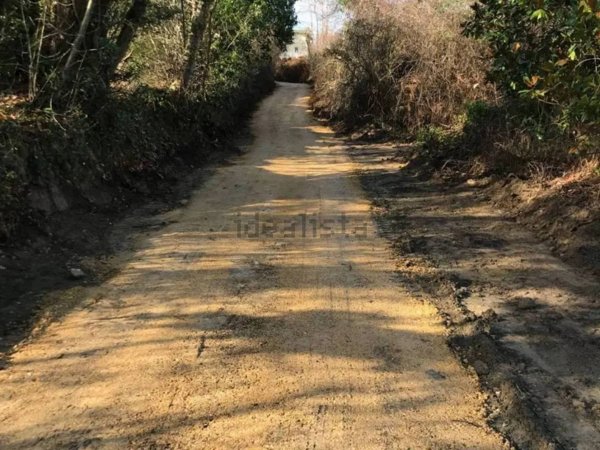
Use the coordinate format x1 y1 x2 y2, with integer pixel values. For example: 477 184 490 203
181 0 215 90
62 0 96 83
105 0 149 81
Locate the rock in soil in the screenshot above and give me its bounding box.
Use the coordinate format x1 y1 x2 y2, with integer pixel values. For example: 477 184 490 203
68 268 86 279
473 360 490 376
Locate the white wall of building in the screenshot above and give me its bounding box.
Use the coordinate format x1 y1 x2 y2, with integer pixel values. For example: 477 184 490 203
281 31 310 59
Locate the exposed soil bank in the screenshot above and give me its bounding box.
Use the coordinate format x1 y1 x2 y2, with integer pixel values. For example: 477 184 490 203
487 177 600 278
405 142 600 280
347 140 600 449
0 141 248 366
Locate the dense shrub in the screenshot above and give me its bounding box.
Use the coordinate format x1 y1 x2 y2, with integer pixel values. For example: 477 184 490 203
464 0 600 128
275 57 311 83
312 0 497 131
312 0 598 171
0 69 276 240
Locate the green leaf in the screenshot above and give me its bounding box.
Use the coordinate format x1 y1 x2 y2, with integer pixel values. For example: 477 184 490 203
531 9 548 20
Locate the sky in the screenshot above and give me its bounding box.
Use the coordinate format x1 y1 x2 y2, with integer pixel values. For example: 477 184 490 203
294 0 346 31
295 0 313 29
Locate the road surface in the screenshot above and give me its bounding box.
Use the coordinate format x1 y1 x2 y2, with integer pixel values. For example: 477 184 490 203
0 83 503 449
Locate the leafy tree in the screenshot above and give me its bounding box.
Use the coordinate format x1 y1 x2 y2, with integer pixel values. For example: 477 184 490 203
464 0 600 127
200 0 296 94
0 0 296 102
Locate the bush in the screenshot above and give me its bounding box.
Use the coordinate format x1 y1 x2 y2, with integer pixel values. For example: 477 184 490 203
312 0 497 131
275 57 310 83
464 0 600 129
0 68 275 240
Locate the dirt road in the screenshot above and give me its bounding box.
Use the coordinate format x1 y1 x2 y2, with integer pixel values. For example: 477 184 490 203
0 83 503 449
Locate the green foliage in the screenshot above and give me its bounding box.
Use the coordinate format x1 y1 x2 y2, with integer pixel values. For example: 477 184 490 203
0 0 296 102
416 123 473 167
206 0 295 92
0 1 40 89
464 0 600 127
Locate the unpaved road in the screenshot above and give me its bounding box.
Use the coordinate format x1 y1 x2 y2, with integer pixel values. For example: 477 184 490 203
0 84 504 449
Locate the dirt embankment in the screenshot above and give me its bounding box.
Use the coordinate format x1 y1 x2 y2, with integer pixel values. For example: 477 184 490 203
0 144 247 368
347 140 600 449
487 176 600 278
402 139 600 279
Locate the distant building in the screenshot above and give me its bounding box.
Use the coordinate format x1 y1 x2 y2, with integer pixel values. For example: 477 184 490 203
281 29 311 59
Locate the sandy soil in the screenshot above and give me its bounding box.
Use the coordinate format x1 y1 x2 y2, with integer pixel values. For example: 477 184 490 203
0 84 504 449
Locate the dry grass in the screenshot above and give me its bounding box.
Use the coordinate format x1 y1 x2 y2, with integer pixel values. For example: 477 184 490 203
125 20 187 90
528 158 600 195
559 158 600 185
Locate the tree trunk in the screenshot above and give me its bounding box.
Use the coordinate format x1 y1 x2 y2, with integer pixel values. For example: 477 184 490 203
105 0 148 81
62 0 96 83
180 0 188 47
89 0 112 55
181 0 214 91
199 1 216 92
